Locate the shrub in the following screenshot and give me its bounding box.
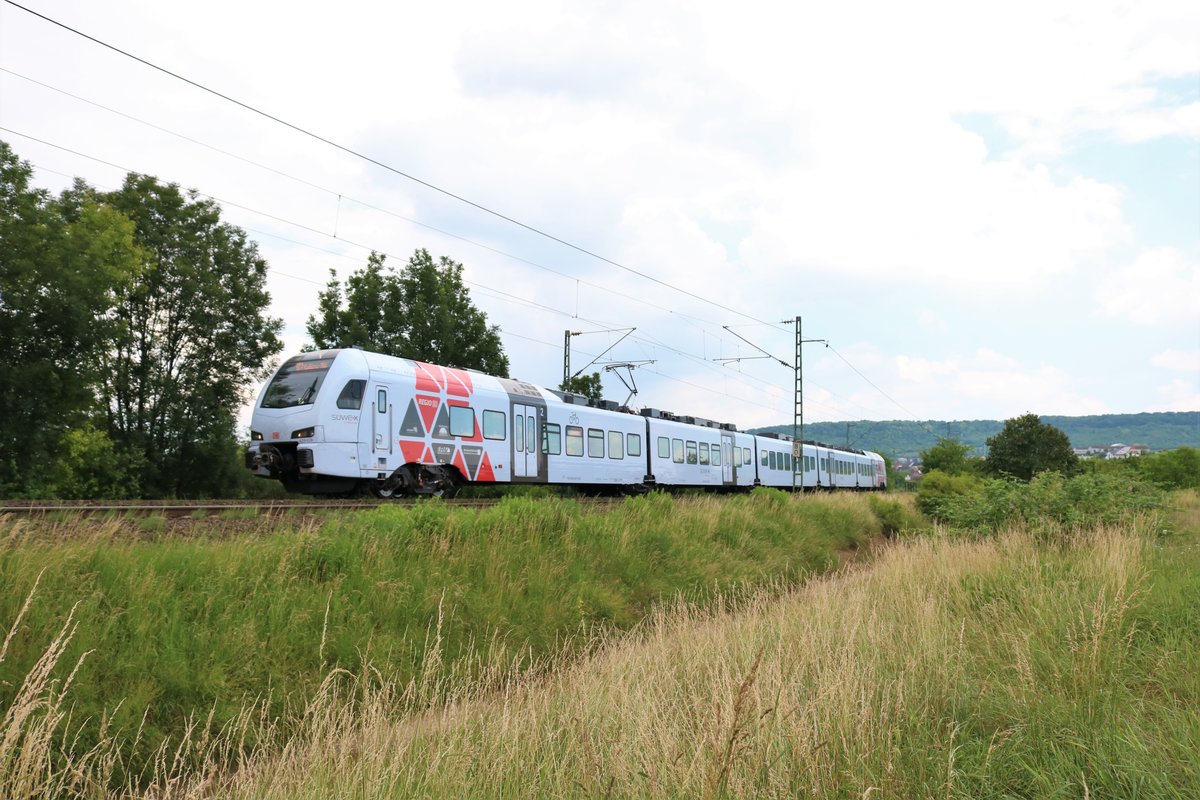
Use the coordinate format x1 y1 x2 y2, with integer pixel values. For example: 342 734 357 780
866 494 925 537
915 470 984 520
1139 447 1200 491
930 471 1163 535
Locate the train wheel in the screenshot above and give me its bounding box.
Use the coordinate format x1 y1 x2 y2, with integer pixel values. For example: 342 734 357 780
416 464 460 499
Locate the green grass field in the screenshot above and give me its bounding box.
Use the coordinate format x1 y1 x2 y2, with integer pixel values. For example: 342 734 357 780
3 489 1196 798
0 489 898 794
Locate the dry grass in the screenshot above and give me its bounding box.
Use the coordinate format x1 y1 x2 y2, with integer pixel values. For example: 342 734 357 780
4 503 1195 798
198 521 1178 799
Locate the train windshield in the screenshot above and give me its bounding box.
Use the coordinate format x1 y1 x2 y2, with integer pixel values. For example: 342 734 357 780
261 356 334 408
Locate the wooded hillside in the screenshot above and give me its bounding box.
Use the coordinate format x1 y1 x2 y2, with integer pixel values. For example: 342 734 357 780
753 411 1199 458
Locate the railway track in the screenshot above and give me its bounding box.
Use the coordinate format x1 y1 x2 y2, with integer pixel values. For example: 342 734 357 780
0 496 621 519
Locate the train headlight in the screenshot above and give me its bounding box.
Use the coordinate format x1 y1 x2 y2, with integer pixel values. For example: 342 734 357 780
251 430 263 441
291 426 316 439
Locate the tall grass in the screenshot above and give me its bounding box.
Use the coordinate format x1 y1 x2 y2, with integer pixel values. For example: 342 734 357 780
0 490 884 788
8 493 1191 797
208 514 1199 799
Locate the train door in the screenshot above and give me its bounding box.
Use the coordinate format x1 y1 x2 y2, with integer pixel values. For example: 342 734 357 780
721 433 735 485
372 385 392 456
512 402 542 480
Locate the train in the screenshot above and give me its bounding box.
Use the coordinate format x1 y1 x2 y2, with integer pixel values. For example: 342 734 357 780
244 349 887 497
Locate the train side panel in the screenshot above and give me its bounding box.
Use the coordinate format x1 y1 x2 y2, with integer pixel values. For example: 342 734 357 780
542 400 646 486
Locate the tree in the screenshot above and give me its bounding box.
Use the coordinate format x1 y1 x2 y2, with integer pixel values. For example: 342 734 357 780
307 249 509 376
100 174 282 497
919 437 973 476
984 413 1078 481
0 143 140 496
561 372 603 403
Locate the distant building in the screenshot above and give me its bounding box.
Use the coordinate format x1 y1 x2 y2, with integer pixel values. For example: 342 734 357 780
1104 443 1149 459
1072 443 1151 459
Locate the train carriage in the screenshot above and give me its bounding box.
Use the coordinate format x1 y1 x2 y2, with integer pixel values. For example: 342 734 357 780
246 349 887 497
542 394 646 488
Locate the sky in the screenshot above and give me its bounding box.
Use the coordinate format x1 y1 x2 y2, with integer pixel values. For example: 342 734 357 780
1 0 1197 441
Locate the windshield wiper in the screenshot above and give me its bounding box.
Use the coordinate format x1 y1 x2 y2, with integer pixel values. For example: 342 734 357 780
299 378 318 405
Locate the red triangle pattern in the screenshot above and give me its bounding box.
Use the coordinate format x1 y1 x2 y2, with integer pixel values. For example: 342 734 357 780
399 441 425 464
416 394 440 432
475 452 496 482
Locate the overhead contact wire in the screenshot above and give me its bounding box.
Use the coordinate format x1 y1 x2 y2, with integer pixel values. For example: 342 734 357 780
3 0 787 331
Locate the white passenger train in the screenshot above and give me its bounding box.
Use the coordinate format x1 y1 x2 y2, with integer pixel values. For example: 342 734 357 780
245 349 887 497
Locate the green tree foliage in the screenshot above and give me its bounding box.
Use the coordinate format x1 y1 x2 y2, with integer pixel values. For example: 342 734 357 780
1137 447 1200 490
0 144 140 495
561 371 603 402
45 423 140 499
99 174 282 497
919 437 973 475
307 248 509 376
984 413 1078 481
755 411 1199 459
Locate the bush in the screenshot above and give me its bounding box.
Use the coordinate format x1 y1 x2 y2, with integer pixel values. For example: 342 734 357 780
867 495 925 537
930 471 1163 535
915 470 984 520
1138 447 1200 491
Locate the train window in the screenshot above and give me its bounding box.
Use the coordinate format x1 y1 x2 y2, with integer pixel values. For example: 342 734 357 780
744 448 751 466
686 441 698 465
482 410 506 440
672 439 684 464
377 388 387 410
628 433 642 457
566 425 584 457
449 406 475 438
543 423 561 455
262 356 333 409
526 416 535 454
712 444 721 466
768 451 776 471
335 380 366 409
785 453 792 472
514 414 525 452
608 430 624 459
761 450 768 467
658 436 670 459
698 443 709 465
588 428 605 458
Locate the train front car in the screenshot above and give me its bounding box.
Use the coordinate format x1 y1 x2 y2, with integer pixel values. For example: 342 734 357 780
246 349 369 495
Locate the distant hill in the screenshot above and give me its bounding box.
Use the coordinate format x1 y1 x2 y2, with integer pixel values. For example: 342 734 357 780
751 411 1200 459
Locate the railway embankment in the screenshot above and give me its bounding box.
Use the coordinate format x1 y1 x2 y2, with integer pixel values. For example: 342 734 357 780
0 489 914 793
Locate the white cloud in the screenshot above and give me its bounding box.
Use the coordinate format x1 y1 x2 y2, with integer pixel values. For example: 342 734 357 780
1151 349 1200 372
894 348 1108 418
3 0 1198 427
1154 378 1200 411
1095 247 1200 326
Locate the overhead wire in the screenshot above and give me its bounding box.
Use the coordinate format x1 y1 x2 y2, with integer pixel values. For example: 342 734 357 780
3 0 791 332
1 26 915 424
11 131 796 416
0 65 734 338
